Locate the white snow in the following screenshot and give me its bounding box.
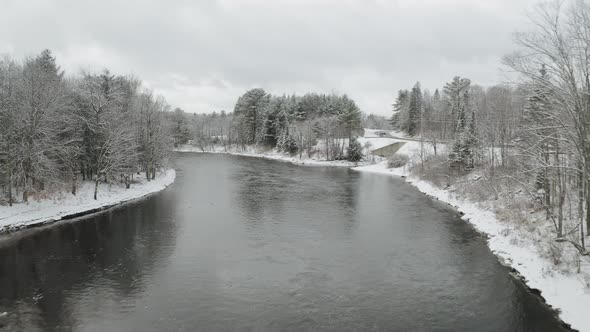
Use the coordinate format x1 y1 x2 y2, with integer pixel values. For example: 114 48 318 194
5 128 584 328
175 145 362 167
178 130 590 331
353 146 589 332
175 131 434 169
0 169 176 232
179 130 590 330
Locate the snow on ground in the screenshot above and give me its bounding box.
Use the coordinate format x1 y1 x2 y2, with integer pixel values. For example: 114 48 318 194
4 128 583 328
367 172 590 331
180 129 587 330
175 145 363 167
0 169 176 233
353 135 588 331
176 129 437 169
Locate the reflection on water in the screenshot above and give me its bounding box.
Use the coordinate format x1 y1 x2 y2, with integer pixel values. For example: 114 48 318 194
0 153 568 331
0 194 178 331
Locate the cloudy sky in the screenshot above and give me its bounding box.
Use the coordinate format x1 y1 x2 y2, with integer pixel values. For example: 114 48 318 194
0 0 536 116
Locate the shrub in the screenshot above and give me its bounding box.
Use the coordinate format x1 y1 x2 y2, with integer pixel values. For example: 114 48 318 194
347 137 364 162
283 136 298 155
387 153 409 168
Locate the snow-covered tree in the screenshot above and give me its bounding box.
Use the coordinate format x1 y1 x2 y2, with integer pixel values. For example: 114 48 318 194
233 88 270 145
448 87 477 170
407 82 422 137
337 95 362 139
0 50 173 207
391 89 409 130
17 49 69 201
347 137 363 162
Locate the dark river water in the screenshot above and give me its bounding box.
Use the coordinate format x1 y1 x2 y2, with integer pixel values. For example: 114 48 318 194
0 153 568 331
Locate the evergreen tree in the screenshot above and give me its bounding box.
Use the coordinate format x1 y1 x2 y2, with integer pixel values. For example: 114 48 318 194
337 95 362 139
448 87 477 170
347 136 363 162
464 94 478 168
407 82 422 136
443 76 471 134
19 49 69 200
522 65 553 213
433 88 441 108
391 89 409 130
233 88 270 144
170 108 191 146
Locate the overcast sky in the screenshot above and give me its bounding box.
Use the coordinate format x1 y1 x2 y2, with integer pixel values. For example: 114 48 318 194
0 0 536 116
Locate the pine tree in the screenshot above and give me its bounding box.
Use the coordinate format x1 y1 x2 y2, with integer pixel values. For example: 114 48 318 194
19 49 68 200
522 65 554 218
448 87 477 170
407 82 422 136
233 88 269 145
347 137 364 162
443 76 471 134
433 88 441 109
337 95 362 139
391 90 409 130
464 95 478 168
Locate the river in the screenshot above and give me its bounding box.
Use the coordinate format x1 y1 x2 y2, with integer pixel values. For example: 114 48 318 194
0 153 568 331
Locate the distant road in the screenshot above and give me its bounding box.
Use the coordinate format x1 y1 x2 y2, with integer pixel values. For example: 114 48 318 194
365 131 448 144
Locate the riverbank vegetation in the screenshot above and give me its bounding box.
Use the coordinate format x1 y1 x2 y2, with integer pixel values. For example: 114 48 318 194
0 50 172 206
171 90 368 162
391 1 590 266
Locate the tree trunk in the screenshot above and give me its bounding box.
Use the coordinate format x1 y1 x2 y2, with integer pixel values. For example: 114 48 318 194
8 167 12 207
579 167 585 249
94 178 99 200
544 148 551 220
71 171 77 196
586 177 590 234
22 174 29 203
557 156 565 238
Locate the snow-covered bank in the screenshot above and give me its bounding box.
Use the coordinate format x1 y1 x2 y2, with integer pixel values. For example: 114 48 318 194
0 169 176 233
177 132 584 330
175 129 430 169
354 160 585 331
175 145 363 168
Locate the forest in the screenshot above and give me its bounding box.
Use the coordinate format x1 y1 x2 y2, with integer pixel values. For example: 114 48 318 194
171 90 369 162
169 0 590 259
4 1 589 261
390 1 590 256
0 50 171 206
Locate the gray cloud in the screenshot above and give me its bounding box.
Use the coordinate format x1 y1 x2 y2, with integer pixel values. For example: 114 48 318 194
0 0 535 115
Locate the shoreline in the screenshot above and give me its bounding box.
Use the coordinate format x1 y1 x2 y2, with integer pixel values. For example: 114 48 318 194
175 146 364 168
180 149 582 331
0 169 176 235
354 161 586 332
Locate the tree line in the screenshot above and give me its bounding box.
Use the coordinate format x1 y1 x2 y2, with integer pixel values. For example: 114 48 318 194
174 89 365 161
0 50 172 206
391 78 521 169
390 0 590 255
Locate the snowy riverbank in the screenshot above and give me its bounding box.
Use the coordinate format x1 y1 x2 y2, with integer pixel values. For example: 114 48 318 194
174 129 426 169
175 145 363 168
354 160 587 332
177 137 586 331
0 169 176 233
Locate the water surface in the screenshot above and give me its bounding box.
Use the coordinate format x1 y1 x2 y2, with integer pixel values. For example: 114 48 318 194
0 153 567 331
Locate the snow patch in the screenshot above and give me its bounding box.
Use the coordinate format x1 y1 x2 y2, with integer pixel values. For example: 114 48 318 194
0 169 176 233
175 145 362 168
178 129 587 331
353 162 585 331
